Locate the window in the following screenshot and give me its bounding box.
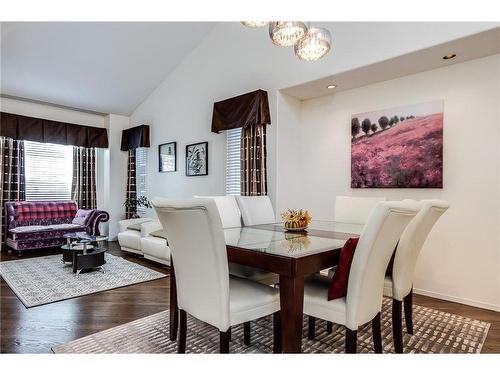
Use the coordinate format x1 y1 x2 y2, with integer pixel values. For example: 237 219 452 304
135 147 148 212
24 141 73 201
226 128 241 195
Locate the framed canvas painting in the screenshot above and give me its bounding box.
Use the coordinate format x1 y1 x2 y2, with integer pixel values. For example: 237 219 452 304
186 141 208 176
159 142 177 172
351 100 443 188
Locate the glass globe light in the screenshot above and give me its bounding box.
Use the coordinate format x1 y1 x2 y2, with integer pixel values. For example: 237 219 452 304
241 21 269 28
269 22 308 47
294 27 332 61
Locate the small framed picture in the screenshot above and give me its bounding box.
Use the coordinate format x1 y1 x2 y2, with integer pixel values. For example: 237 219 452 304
159 142 177 172
186 142 208 176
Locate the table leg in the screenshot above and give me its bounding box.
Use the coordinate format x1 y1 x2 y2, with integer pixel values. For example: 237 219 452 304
72 251 77 273
279 275 305 353
169 256 179 341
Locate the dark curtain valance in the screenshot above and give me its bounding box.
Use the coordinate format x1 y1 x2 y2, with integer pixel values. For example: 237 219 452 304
120 124 150 151
211 89 271 133
0 112 108 148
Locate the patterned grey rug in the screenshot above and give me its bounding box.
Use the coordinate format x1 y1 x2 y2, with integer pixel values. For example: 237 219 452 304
0 254 167 307
52 298 490 354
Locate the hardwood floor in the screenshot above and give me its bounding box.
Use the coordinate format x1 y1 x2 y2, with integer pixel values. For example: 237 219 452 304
0 242 169 353
1 242 499 353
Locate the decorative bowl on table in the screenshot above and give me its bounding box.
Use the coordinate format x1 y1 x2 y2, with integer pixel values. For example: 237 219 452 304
281 209 312 232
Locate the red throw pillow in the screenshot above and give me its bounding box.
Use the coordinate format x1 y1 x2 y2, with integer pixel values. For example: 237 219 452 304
328 237 359 301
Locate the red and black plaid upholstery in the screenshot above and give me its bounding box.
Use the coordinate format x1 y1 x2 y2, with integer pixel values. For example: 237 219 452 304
4 200 109 252
11 201 77 226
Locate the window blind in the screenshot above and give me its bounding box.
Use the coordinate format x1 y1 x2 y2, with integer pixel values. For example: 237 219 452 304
135 147 148 213
226 128 241 195
24 141 73 201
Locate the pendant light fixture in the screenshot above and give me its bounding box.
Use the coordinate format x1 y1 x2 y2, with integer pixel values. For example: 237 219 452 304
294 27 332 61
241 21 332 62
268 22 308 47
241 21 269 28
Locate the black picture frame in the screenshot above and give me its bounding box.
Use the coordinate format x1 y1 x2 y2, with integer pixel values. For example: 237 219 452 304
158 142 177 172
185 141 208 176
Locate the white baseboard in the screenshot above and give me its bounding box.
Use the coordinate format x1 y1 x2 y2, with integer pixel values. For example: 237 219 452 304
414 287 500 313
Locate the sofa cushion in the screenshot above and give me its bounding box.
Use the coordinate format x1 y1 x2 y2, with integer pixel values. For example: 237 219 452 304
141 236 170 262
8 201 78 227
118 230 142 252
72 209 93 226
8 223 86 241
150 229 168 240
127 223 143 231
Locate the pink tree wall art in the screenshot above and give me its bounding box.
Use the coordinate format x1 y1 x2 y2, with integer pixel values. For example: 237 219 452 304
351 100 443 188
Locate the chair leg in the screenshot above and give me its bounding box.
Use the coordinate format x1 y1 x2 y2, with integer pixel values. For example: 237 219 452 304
345 328 357 353
326 321 333 333
392 299 404 353
403 289 414 335
273 312 282 353
219 329 231 353
178 309 187 354
371 312 382 353
308 316 316 340
243 322 251 346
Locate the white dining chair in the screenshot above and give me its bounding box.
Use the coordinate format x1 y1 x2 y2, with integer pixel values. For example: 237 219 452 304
236 196 276 225
384 199 450 353
193 195 242 228
334 196 387 225
194 195 278 284
305 201 419 353
153 197 281 353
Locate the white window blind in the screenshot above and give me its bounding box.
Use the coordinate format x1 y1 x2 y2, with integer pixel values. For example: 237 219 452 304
135 147 148 213
24 141 73 201
226 128 241 195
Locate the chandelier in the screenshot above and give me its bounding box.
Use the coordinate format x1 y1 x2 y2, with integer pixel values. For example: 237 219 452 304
241 21 332 61
241 21 269 28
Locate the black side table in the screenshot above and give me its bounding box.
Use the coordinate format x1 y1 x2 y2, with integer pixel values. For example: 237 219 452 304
61 235 107 277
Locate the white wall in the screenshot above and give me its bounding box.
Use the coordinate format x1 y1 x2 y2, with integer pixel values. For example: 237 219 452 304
128 23 500 310
106 114 131 240
279 55 500 311
130 23 496 210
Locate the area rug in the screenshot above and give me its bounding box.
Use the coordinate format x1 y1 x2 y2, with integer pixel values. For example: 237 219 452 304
52 298 490 354
0 254 167 307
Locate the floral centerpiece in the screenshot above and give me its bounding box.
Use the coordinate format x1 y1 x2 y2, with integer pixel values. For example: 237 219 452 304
280 209 312 231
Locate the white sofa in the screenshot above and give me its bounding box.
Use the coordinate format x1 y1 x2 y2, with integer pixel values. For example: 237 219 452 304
117 217 170 266
117 217 152 255
140 220 170 266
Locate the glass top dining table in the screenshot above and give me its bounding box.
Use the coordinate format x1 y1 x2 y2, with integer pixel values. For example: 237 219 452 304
224 220 364 258
169 219 365 353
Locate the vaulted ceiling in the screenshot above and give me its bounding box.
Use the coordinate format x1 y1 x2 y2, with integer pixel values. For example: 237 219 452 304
1 22 216 115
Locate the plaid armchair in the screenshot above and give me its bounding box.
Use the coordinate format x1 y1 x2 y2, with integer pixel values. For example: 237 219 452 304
4 201 109 252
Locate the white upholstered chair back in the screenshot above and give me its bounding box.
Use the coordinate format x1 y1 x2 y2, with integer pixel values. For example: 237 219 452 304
153 198 231 331
391 199 449 300
334 196 387 225
345 201 419 330
194 195 242 228
236 196 276 225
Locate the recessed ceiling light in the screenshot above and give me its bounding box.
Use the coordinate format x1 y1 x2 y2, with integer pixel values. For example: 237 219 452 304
327 84 336 89
443 53 457 60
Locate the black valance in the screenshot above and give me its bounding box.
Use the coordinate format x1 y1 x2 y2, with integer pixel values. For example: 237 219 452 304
0 112 108 148
120 124 150 151
211 89 271 133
